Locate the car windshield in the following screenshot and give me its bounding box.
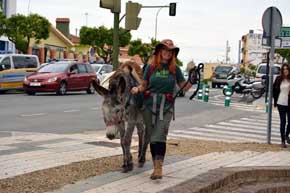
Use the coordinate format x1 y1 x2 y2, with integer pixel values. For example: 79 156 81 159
38 63 70 73
93 66 101 72
258 66 280 75
215 66 232 73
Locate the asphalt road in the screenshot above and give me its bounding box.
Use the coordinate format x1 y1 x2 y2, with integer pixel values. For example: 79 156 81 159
0 89 258 135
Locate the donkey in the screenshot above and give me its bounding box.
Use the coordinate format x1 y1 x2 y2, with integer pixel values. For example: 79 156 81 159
93 61 147 173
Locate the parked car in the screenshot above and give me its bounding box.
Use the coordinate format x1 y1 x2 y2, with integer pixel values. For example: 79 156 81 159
211 65 234 88
23 61 98 95
0 54 40 93
91 63 113 83
255 63 281 82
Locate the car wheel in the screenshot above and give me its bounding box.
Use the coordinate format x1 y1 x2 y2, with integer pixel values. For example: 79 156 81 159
57 82 67 95
0 90 7 94
86 82 95 94
26 91 35 95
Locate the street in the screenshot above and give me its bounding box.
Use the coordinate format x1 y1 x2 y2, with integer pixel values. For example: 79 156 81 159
0 88 267 138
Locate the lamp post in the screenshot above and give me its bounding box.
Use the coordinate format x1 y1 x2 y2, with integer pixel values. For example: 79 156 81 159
85 12 88 26
155 7 164 40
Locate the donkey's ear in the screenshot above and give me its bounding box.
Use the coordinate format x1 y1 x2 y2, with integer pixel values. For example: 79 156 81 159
92 80 109 96
117 76 126 94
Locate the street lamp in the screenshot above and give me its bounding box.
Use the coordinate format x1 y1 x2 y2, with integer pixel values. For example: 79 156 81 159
155 7 165 40
85 12 88 26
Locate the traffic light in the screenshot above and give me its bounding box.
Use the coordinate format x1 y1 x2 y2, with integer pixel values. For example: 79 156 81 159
125 1 142 30
169 3 176 16
99 0 121 13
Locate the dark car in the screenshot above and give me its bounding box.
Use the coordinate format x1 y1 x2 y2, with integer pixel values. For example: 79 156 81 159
211 65 234 88
23 62 98 95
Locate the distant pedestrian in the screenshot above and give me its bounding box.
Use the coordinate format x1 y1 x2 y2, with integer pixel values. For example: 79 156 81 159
131 39 193 180
273 63 290 148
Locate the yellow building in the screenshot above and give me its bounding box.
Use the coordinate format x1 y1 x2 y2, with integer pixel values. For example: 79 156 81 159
28 18 90 64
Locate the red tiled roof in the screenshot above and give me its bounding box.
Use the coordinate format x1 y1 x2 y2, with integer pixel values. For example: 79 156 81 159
56 18 70 23
70 34 80 44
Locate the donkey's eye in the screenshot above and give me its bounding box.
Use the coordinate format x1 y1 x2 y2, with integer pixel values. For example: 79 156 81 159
116 109 120 113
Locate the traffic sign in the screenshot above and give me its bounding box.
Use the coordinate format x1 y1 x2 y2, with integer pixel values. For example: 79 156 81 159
262 7 282 37
279 27 290 37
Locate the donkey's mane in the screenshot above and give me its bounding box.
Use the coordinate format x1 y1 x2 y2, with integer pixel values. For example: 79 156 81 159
109 61 143 82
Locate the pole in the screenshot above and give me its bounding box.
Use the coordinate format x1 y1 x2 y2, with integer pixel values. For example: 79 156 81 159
267 7 276 144
238 40 241 64
85 12 88 26
27 0 31 14
155 7 163 40
112 12 120 70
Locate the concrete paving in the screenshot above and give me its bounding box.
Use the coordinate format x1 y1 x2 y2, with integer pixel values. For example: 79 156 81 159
1 130 290 193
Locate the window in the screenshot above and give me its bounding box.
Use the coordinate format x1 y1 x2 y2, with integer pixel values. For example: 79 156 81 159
0 57 11 70
86 64 95 73
77 64 87 73
12 56 38 69
0 41 5 51
103 65 113 73
69 64 78 73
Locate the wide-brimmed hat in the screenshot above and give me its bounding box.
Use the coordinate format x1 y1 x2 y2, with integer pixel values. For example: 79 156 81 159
154 39 179 57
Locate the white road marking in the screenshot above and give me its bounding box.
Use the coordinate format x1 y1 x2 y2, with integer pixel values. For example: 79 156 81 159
20 113 46 117
63 109 80 113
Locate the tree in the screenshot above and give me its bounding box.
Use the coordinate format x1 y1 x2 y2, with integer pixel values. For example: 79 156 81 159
127 38 156 64
0 13 50 53
80 26 132 64
0 12 6 36
275 49 290 63
128 38 183 67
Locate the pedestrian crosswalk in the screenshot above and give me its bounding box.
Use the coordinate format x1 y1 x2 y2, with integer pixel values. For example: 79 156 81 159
194 92 267 113
169 113 282 144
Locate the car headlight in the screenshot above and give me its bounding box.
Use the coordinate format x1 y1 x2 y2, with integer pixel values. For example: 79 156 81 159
47 77 58 83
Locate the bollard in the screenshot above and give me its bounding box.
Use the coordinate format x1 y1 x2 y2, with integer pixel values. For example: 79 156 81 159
203 84 209 102
198 83 204 100
224 85 232 107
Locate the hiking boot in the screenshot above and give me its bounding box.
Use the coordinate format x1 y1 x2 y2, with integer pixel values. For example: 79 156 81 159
150 156 163 180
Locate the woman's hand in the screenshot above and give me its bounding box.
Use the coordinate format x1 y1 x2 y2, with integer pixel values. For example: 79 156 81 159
131 87 139 95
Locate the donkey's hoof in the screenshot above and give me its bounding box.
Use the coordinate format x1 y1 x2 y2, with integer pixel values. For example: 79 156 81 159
138 161 145 168
121 163 133 173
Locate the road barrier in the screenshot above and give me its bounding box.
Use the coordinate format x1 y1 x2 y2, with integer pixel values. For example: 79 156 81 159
203 84 209 102
224 85 232 107
198 83 203 100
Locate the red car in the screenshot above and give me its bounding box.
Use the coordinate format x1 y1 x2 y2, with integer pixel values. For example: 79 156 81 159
23 62 98 95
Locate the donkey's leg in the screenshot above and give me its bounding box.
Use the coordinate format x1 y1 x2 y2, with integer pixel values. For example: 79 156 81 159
116 122 127 169
121 107 136 173
136 110 146 167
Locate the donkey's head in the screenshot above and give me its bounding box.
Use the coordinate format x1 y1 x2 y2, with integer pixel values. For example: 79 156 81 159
94 72 128 140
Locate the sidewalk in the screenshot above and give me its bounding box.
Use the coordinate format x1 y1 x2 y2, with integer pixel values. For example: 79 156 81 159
1 131 290 193
0 131 131 180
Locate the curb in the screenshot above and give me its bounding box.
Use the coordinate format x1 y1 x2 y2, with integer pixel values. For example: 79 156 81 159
160 166 290 193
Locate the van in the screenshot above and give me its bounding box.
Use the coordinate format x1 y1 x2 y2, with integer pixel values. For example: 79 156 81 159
255 63 280 82
0 54 40 93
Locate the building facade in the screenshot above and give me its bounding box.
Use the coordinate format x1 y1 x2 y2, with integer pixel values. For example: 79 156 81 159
241 30 268 67
0 0 16 54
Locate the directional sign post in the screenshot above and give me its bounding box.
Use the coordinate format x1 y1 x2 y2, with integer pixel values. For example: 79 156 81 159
262 7 283 144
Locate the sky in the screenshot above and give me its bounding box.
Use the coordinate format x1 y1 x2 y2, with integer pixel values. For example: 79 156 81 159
17 0 290 67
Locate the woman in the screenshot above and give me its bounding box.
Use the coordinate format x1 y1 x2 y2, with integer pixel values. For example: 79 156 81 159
131 39 192 179
273 63 290 148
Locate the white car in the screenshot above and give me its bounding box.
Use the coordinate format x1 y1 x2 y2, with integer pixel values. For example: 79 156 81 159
255 63 280 82
91 64 113 83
